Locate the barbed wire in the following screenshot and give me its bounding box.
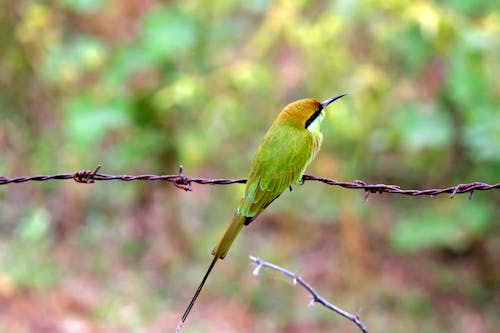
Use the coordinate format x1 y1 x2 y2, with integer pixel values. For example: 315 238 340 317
250 256 368 333
0 165 498 199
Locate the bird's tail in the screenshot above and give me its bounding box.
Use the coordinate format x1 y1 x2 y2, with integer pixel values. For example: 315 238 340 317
212 214 247 259
179 255 218 329
178 214 247 330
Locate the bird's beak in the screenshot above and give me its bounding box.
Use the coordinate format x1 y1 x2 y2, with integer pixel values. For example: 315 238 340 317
321 94 347 108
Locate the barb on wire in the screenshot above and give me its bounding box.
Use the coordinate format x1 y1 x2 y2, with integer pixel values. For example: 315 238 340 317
73 165 101 184
250 256 368 333
0 165 498 198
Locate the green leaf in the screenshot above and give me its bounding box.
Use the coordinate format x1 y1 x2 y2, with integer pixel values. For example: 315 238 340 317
16 208 51 243
464 104 500 162
62 0 107 13
391 199 495 253
102 47 150 91
387 24 432 74
41 36 107 85
395 104 452 151
447 45 487 107
64 95 129 148
141 6 198 62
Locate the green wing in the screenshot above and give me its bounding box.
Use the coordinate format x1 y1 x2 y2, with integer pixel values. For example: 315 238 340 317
238 123 320 222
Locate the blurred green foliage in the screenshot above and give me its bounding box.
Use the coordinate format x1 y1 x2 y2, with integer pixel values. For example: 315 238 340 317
0 0 499 332
0 207 62 289
392 198 495 252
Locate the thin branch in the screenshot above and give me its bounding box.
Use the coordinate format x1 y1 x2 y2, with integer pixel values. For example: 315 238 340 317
0 165 498 199
250 256 368 333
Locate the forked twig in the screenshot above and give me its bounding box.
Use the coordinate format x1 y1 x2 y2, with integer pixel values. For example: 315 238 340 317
250 256 368 333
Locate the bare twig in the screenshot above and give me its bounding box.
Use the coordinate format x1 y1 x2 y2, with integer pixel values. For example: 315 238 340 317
250 256 368 333
0 165 498 198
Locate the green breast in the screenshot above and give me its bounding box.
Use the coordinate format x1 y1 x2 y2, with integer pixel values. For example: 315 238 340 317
237 121 323 219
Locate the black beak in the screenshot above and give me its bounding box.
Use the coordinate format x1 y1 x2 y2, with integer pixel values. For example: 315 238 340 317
321 94 347 108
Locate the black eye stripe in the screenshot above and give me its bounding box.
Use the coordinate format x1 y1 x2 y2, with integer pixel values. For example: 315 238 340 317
305 106 323 129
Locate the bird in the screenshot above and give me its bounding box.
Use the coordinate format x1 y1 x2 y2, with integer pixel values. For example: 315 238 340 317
178 94 346 329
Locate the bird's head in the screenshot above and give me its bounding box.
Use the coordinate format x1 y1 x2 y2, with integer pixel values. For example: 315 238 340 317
279 94 346 133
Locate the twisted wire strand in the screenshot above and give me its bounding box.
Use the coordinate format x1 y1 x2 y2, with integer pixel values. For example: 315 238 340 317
0 165 498 199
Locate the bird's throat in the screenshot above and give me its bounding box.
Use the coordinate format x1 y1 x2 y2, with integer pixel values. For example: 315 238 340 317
306 110 325 135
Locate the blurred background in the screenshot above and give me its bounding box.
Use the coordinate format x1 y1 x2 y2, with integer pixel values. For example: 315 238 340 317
0 0 499 332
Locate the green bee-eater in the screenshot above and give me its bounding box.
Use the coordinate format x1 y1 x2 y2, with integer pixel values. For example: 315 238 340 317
179 94 346 327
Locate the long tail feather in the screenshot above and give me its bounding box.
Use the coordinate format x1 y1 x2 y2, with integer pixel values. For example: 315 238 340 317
179 214 246 330
212 214 246 259
179 255 219 327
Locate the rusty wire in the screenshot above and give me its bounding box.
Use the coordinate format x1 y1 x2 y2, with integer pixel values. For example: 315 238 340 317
0 165 498 199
